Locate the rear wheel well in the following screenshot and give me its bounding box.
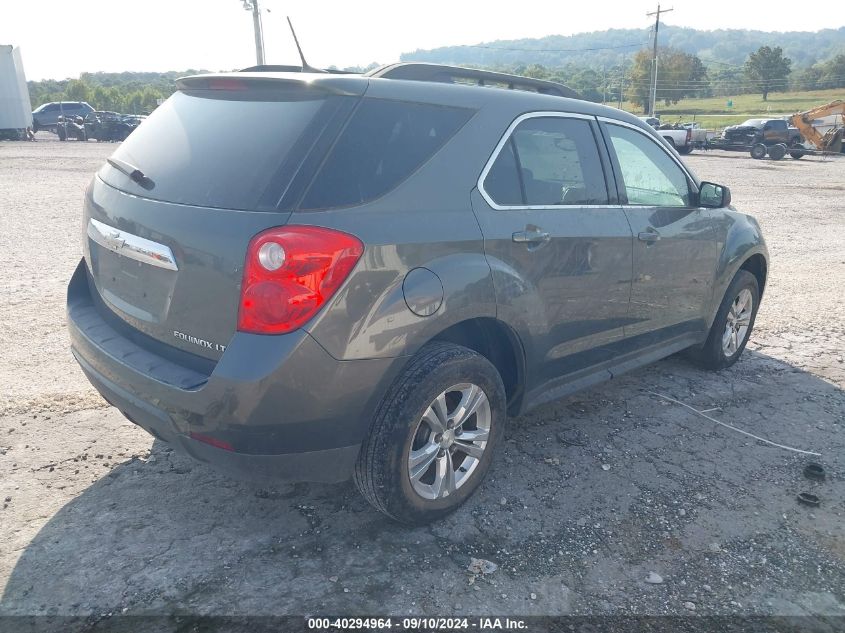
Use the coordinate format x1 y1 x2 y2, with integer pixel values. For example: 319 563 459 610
431 318 524 415
739 254 767 296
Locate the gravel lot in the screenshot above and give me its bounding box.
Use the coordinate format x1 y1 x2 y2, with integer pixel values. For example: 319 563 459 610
1 138 844 626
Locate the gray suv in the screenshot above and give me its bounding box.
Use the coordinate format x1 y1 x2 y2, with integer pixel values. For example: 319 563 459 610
67 63 768 524
32 101 94 131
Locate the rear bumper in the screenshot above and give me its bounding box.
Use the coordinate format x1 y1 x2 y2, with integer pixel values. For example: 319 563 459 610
67 260 403 483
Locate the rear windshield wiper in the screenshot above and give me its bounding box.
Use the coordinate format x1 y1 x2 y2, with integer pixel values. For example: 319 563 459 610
107 157 154 190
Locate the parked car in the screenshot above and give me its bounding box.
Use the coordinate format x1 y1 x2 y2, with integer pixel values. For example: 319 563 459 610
83 111 138 142
32 101 93 132
716 118 804 159
638 116 695 154
67 64 768 524
679 122 715 148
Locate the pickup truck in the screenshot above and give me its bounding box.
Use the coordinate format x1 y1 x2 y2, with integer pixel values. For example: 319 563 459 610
721 118 802 146
714 118 805 159
638 116 697 154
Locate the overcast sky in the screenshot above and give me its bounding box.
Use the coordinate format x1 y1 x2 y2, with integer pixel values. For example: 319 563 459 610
1 0 839 81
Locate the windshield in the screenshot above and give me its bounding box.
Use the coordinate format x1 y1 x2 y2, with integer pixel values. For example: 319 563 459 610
99 90 352 211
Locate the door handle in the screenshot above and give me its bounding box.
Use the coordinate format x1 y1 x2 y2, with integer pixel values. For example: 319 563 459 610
512 229 550 244
637 229 661 243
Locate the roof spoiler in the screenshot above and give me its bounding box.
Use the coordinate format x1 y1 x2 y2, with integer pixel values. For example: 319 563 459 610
238 64 355 75
176 74 365 96
366 63 581 99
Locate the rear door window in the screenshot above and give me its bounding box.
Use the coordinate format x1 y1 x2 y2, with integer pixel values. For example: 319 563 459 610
482 116 609 207
298 99 473 210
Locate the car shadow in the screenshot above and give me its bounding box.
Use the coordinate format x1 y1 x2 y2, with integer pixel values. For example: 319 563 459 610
2 350 844 621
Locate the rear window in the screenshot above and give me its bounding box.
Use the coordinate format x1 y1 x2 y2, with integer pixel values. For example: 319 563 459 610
99 90 349 211
298 99 473 210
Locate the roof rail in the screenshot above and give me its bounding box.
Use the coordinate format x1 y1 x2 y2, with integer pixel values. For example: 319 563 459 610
365 63 580 99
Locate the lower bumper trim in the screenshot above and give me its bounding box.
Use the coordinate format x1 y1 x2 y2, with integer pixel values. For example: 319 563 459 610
73 348 360 484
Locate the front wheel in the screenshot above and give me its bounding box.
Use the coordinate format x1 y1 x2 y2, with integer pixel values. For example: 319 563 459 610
750 143 767 159
354 342 506 525
687 270 760 371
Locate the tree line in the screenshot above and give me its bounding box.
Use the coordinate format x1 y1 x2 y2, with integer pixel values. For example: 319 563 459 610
488 46 842 111
26 47 844 115
28 71 195 113
403 25 845 72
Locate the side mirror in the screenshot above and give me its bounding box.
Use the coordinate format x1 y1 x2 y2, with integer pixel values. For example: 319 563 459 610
699 182 731 208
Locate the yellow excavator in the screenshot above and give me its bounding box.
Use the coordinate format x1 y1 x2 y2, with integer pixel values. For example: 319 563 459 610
789 100 845 154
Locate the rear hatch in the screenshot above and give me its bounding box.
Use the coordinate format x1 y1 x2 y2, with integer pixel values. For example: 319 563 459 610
83 74 364 361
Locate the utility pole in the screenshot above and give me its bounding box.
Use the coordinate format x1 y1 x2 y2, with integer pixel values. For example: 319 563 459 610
647 3 673 117
618 68 625 109
242 0 265 66
602 67 607 105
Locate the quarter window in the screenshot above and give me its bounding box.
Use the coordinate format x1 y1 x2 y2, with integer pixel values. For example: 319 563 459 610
483 116 608 207
606 124 692 207
483 139 523 206
300 99 473 209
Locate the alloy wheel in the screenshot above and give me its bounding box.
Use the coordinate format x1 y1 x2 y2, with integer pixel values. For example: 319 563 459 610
722 288 753 356
407 383 491 500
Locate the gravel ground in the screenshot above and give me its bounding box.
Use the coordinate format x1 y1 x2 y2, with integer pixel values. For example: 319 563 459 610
0 138 843 625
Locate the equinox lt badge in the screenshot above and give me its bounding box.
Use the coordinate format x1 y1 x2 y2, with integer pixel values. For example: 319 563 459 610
173 330 226 352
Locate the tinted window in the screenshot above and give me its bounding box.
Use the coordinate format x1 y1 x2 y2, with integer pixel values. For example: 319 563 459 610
483 116 608 207
100 90 347 210
606 124 692 207
299 99 473 209
484 139 523 206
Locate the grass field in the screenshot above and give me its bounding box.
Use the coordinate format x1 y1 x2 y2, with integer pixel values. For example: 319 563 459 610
616 88 845 130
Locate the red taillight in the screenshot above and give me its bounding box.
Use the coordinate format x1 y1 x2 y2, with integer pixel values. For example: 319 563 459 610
237 226 364 335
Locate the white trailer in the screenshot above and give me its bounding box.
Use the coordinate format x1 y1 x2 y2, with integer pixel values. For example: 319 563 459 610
0 45 33 138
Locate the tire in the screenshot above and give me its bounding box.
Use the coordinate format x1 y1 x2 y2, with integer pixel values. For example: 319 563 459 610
677 145 693 155
750 143 767 160
789 142 805 159
354 342 506 525
663 137 677 150
32 121 39 133
687 270 760 371
767 144 786 160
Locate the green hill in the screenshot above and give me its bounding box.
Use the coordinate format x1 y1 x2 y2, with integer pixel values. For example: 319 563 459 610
401 25 845 70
